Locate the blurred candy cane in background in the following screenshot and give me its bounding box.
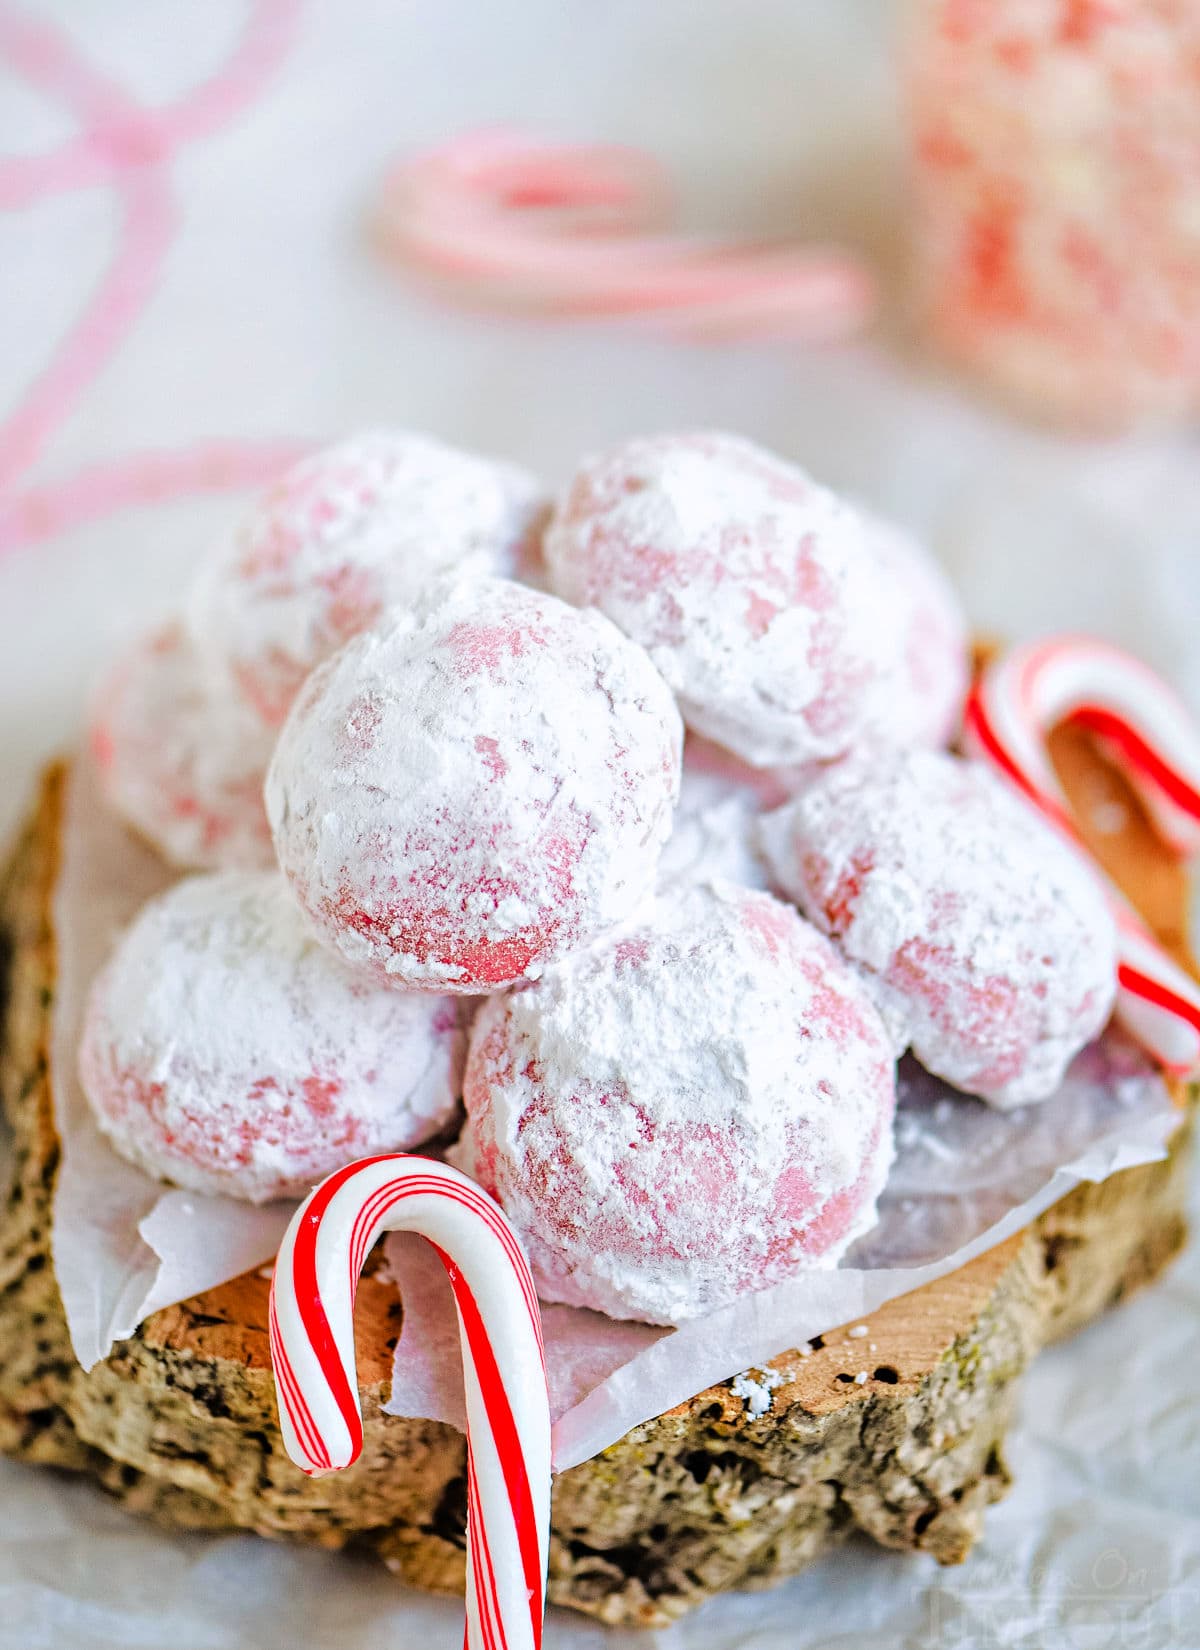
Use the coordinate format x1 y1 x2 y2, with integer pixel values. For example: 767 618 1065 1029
904 1 1200 431
375 128 876 343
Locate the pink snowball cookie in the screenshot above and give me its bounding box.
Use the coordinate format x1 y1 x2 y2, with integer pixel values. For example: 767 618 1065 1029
543 431 890 769
759 751 1118 1107
266 576 683 993
90 621 276 871
859 513 968 752
656 764 770 893
452 880 897 1325
681 731 803 810
656 736 787 892
189 430 547 728
78 870 464 1204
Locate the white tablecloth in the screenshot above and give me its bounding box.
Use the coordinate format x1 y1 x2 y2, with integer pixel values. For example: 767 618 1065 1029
1 2 1197 1644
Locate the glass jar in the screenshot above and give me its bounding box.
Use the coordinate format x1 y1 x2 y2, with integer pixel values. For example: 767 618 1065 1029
904 0 1200 430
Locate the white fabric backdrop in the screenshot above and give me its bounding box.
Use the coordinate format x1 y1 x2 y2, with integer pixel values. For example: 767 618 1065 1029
1 2 1198 1644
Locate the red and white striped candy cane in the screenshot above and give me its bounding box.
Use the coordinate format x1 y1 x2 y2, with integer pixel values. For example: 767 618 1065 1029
270 1154 551 1650
376 128 875 343
965 634 1200 1076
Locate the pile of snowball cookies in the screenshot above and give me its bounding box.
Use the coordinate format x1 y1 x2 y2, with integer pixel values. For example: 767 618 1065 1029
80 430 1117 1327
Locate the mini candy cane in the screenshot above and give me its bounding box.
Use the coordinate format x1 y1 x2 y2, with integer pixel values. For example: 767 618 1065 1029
270 1154 551 1650
965 635 1200 1075
375 128 874 343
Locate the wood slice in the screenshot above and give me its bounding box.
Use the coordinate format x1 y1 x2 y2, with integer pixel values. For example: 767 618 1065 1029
0 741 1193 1629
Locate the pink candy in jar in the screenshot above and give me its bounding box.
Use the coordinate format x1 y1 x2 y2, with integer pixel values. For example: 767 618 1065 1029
906 0 1200 429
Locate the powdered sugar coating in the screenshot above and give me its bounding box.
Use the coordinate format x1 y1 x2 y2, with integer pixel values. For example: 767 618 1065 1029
759 751 1118 1107
657 736 787 891
189 430 547 728
89 621 275 872
681 731 805 810
78 871 464 1204
266 576 683 993
542 431 890 768
657 768 770 893
859 512 968 752
452 880 897 1324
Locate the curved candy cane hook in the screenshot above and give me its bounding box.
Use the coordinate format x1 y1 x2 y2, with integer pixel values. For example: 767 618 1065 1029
375 128 875 343
270 1154 551 1650
965 635 1200 1075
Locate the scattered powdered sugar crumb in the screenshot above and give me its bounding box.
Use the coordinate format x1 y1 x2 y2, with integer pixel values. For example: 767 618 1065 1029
1091 801 1130 835
854 1371 869 1385
847 1324 869 1338
730 1365 786 1419
895 1112 962 1162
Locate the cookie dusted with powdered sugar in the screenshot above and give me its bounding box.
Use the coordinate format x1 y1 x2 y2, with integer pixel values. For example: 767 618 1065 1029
89 621 276 872
266 576 683 993
858 512 968 753
760 750 1118 1106
189 430 546 728
78 870 464 1204
542 431 892 769
452 879 897 1324
656 735 786 892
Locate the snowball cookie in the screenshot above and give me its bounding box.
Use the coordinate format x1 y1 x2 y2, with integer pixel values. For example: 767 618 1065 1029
189 430 547 728
90 621 276 872
266 577 683 993
452 880 897 1324
656 736 788 892
78 871 464 1204
859 512 969 752
542 431 890 768
759 751 1118 1107
681 731 805 809
656 766 770 893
